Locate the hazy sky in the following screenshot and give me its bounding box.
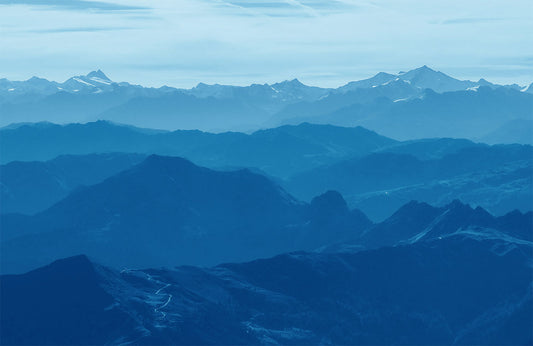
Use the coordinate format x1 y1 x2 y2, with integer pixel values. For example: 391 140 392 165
1 0 532 87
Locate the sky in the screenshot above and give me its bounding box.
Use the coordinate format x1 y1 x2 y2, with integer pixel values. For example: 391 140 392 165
0 0 532 88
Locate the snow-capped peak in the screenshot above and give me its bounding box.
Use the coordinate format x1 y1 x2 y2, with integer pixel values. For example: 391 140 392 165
86 69 111 82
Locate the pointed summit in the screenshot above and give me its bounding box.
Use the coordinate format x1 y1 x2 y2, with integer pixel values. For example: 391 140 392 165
286 78 304 86
400 65 439 78
399 66 476 92
86 69 110 81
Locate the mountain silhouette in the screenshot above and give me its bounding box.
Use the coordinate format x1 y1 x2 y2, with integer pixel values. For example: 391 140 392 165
0 155 370 273
0 153 145 214
286 144 533 220
2 66 529 137
2 224 531 344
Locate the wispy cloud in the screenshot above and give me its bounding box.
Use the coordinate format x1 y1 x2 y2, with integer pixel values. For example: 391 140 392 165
441 17 504 25
0 0 532 87
29 26 132 33
213 0 354 17
0 0 148 11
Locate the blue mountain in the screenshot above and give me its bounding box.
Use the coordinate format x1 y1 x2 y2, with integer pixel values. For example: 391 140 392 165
2 122 529 220
354 200 533 249
0 153 145 215
286 144 533 220
1 67 530 138
0 121 396 178
2 202 531 344
273 86 533 140
0 155 371 274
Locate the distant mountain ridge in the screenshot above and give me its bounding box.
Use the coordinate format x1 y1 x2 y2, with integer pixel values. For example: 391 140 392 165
272 86 533 140
1 66 531 138
2 121 530 219
0 121 397 177
2 66 527 99
286 144 533 220
337 65 524 94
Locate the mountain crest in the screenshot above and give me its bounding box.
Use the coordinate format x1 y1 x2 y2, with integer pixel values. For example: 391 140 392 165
272 78 305 88
310 190 349 215
86 69 110 81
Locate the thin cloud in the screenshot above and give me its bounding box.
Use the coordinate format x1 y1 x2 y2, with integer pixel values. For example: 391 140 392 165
441 17 504 25
1 0 532 87
214 0 354 17
30 27 132 33
0 0 148 11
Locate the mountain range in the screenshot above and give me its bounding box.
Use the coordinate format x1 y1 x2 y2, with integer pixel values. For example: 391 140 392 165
1 65 532 345
0 153 146 214
0 121 397 175
1 66 531 141
2 199 531 344
286 144 533 220
3 151 531 275
2 122 530 221
0 155 371 274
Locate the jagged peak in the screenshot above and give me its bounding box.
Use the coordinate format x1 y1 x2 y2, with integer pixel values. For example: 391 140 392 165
86 69 110 81
288 78 303 84
445 199 471 210
417 65 434 72
399 65 444 78
272 78 305 88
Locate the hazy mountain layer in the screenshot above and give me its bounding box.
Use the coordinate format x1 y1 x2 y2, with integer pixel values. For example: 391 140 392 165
0 155 371 274
2 122 530 219
273 87 533 140
0 153 145 215
0 121 396 178
286 145 533 220
1 66 531 140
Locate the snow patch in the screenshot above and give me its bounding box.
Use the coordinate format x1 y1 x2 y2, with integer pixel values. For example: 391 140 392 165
73 77 95 87
381 77 400 86
445 228 533 246
90 77 112 85
407 209 450 243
